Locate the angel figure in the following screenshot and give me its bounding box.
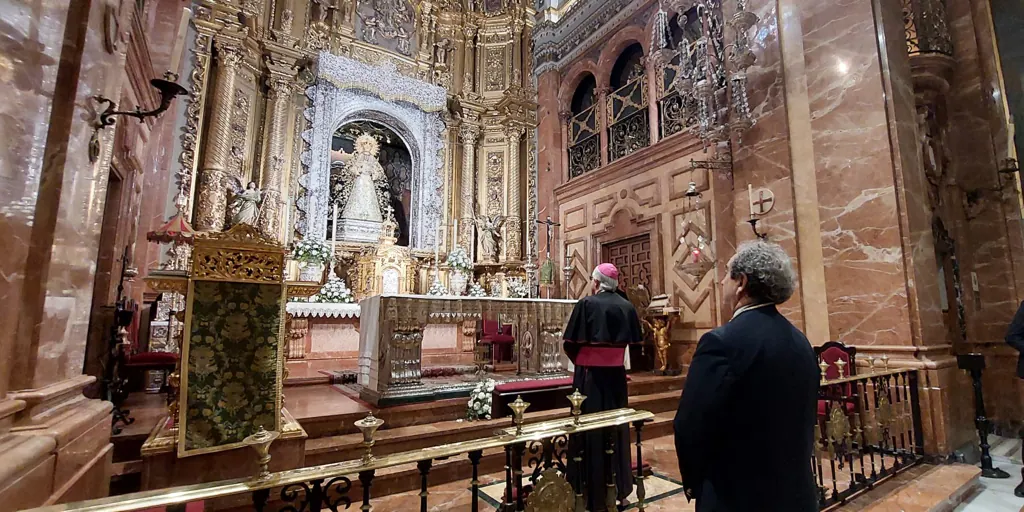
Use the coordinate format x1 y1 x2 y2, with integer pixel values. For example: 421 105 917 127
228 179 262 228
476 214 505 262
642 315 676 373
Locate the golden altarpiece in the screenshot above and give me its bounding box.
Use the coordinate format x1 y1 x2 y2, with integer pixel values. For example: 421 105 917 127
158 0 540 301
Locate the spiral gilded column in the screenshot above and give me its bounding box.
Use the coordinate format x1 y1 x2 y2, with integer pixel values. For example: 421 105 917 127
257 72 294 241
504 125 524 261
459 123 480 250
194 39 243 231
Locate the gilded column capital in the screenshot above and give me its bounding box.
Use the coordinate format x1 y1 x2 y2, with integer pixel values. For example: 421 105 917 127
460 124 481 145
464 24 478 42
504 124 526 141
214 41 244 68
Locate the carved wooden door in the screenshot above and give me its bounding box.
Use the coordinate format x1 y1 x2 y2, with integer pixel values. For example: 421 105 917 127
602 235 651 289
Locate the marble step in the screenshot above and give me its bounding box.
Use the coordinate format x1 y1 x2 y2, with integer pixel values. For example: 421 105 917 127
989 434 1024 465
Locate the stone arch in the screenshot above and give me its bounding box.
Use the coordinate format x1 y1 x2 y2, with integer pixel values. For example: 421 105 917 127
596 25 649 88
558 58 601 111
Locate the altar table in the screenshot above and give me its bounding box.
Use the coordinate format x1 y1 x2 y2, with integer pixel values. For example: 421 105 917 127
357 295 577 405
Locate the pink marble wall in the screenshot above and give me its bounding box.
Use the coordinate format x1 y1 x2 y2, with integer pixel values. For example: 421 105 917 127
535 70 565 275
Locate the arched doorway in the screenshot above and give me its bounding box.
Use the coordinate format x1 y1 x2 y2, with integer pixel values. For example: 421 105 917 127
329 120 414 247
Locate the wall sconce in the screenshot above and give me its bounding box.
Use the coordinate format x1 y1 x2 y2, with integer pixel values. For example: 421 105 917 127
89 72 188 162
684 181 702 209
748 218 768 240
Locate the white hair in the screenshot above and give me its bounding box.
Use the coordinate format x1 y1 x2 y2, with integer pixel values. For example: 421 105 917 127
728 241 796 304
592 267 618 292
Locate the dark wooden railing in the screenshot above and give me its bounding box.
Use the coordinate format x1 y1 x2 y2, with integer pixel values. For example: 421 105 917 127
814 367 924 509
29 407 653 512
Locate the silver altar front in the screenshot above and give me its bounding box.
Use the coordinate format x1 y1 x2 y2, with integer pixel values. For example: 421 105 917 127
357 295 577 406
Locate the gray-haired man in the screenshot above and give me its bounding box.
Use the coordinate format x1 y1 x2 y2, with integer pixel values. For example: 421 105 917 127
673 241 820 511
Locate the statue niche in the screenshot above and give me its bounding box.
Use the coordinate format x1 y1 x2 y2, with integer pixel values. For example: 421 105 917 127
330 122 413 246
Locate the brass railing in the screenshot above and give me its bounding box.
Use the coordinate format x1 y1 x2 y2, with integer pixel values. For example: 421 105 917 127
30 406 655 512
814 363 924 508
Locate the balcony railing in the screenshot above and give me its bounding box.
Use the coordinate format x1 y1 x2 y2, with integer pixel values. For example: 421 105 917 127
814 366 924 508
31 408 655 512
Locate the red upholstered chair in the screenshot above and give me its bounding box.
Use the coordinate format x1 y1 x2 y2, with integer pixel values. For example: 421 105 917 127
815 341 858 418
478 317 516 369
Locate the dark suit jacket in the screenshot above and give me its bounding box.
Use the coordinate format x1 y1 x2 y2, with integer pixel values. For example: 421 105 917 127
1006 301 1024 378
673 305 819 512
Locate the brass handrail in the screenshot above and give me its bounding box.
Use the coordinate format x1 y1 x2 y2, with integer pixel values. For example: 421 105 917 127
820 367 911 386
30 408 654 512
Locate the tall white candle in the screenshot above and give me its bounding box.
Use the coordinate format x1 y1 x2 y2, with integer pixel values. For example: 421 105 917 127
331 203 338 263
168 8 191 75
747 183 754 218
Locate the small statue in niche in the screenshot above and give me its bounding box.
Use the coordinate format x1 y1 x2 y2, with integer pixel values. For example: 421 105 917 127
476 214 505 263
434 38 452 69
228 180 263 228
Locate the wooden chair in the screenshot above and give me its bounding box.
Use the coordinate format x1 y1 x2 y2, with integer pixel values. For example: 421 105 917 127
815 341 858 418
478 317 516 371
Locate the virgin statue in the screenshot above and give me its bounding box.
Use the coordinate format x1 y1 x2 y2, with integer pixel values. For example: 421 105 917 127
332 134 387 223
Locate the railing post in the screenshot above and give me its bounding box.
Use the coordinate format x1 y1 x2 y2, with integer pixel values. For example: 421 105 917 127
469 450 483 512
633 420 647 511
605 428 617 511
907 371 924 456
573 432 586 512
513 442 526 511
359 470 375 512
252 489 270 512
418 459 432 512
504 444 514 511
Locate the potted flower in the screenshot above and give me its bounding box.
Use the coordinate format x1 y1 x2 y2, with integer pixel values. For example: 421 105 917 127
310 274 355 303
466 379 495 421
507 277 529 299
468 280 487 297
446 246 473 295
427 277 449 296
292 238 331 282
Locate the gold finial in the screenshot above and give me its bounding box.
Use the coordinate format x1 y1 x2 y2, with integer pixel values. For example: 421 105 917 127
866 355 876 372
567 389 587 427
835 358 847 377
243 426 280 480
818 360 829 384
880 354 890 371
509 395 530 435
354 413 385 463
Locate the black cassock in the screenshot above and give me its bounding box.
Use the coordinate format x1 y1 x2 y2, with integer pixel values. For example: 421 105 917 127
563 290 644 512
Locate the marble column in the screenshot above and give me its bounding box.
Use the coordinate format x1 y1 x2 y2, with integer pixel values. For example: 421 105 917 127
598 87 610 167
463 24 477 94
258 70 295 242
504 125 525 261
194 39 243 231
558 110 571 177
459 123 481 249
646 58 660 146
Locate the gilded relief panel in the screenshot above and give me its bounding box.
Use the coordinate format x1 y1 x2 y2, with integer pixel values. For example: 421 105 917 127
355 0 418 57
485 46 507 92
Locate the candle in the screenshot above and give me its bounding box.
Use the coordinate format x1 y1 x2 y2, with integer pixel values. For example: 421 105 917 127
747 184 754 218
331 203 338 262
168 8 191 76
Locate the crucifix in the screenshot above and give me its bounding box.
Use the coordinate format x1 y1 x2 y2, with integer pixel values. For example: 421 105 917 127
748 185 776 216
536 216 560 259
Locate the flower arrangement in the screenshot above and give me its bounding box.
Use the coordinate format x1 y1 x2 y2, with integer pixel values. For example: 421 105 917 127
309 274 354 303
468 281 488 297
467 379 495 421
292 238 331 264
507 277 529 299
427 277 449 296
446 246 474 273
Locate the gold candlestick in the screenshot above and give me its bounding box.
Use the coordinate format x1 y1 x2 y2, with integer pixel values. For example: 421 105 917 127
567 389 587 427
355 413 385 463
835 358 847 378
508 395 530 435
818 360 829 384
243 426 280 480
880 354 890 371
866 356 876 372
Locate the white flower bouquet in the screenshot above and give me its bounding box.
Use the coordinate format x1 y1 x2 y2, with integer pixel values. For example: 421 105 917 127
310 274 354 303
446 246 474 273
292 238 332 264
466 379 496 421
507 277 529 298
427 277 449 296
468 281 487 297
